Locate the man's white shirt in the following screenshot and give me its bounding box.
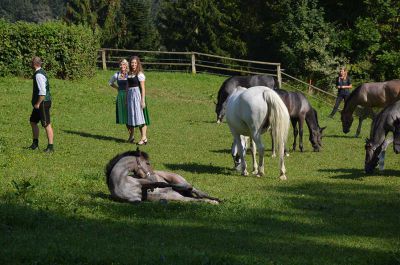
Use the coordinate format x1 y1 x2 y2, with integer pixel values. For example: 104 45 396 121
35 68 47 96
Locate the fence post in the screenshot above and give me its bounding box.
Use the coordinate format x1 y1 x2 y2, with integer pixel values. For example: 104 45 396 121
277 64 282 88
102 49 107 70
308 79 313 94
191 52 196 74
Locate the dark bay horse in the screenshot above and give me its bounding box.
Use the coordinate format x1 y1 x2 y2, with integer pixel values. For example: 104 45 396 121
106 149 220 204
274 89 326 152
365 100 400 173
341 80 400 136
215 74 278 123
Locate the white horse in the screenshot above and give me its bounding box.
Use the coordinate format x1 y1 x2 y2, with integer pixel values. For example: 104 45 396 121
226 86 290 180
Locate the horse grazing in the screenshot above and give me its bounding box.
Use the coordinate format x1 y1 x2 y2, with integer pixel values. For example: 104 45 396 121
105 149 220 204
274 89 325 152
341 80 400 136
226 86 290 180
215 74 278 123
365 100 400 173
230 88 325 163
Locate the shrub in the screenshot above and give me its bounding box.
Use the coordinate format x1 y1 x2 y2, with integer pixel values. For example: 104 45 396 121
0 19 100 79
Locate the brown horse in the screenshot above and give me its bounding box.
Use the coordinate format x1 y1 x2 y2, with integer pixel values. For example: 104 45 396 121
106 149 220 204
341 80 400 136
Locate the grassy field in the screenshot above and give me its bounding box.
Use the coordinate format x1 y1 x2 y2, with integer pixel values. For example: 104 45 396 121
0 71 399 265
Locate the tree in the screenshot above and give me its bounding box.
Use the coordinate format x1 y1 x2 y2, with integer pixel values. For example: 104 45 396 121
118 0 160 49
64 0 101 29
157 0 246 57
64 0 159 49
0 0 65 23
273 0 339 87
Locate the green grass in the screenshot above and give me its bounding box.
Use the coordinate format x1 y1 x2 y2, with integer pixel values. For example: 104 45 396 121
1 71 399 265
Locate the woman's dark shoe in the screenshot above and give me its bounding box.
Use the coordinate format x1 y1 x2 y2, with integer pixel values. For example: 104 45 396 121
137 139 148 145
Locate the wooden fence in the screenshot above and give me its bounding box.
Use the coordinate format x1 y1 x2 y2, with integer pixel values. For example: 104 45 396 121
98 48 282 87
98 48 338 106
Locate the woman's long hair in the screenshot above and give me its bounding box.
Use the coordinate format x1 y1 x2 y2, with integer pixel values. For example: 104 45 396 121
339 67 348 81
119 59 129 73
128 56 144 75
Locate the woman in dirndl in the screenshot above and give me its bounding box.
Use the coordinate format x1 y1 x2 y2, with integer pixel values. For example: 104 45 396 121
109 59 133 141
127 56 151 145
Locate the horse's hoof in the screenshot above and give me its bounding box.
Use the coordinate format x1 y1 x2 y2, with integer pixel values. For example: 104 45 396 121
159 199 168 205
252 170 258 175
207 199 220 205
271 154 276 158
279 175 287 181
242 171 249 176
285 153 290 157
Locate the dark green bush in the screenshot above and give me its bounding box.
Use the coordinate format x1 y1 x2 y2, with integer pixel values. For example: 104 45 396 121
0 19 99 79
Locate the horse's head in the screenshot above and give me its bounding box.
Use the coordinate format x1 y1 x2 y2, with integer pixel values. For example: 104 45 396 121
215 100 227 124
215 84 229 124
131 149 157 181
364 138 383 174
341 111 353 134
217 86 247 123
309 126 326 152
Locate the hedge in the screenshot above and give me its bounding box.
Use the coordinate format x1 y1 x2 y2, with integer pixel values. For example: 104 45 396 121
0 19 100 79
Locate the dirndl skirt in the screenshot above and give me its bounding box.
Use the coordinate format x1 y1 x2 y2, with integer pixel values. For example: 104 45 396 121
116 90 128 124
141 91 151 126
127 87 145 127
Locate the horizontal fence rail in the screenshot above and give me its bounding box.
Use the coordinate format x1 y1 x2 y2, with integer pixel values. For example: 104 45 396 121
99 48 353 113
98 48 282 87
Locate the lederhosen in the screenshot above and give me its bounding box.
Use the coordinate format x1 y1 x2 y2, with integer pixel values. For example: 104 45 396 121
30 69 52 127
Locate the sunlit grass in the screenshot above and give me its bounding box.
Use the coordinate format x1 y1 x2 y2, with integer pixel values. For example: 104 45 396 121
0 71 399 264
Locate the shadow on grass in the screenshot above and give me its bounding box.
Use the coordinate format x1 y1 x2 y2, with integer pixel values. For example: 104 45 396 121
210 148 276 155
319 167 400 179
324 134 358 139
164 162 229 175
318 168 366 179
63 129 126 143
210 148 231 154
1 180 399 264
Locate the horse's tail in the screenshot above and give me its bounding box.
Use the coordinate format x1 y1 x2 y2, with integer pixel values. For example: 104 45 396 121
262 88 290 157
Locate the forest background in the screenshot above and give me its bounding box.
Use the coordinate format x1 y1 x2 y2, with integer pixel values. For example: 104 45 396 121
0 0 399 88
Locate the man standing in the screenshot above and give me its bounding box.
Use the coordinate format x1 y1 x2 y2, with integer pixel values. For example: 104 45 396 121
29 56 54 152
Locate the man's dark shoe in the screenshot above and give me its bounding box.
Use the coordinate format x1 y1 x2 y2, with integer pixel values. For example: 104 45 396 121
44 147 54 153
28 144 39 150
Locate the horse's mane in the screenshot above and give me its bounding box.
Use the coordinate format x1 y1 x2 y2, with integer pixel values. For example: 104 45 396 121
105 150 149 184
342 85 360 111
216 77 235 107
310 107 320 127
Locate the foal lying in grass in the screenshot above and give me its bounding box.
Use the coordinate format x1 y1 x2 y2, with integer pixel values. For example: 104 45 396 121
105 149 220 204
